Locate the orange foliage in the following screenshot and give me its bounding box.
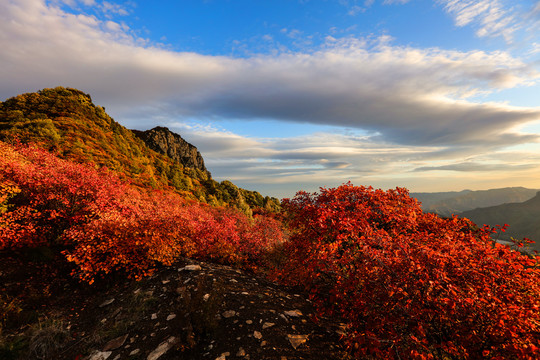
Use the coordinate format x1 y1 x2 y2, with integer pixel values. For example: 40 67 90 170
279 183 540 359
5 139 539 359
0 141 283 283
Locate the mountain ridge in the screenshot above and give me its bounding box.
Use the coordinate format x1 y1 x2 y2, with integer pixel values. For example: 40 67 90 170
0 87 279 213
460 191 540 252
412 187 539 216
132 126 210 177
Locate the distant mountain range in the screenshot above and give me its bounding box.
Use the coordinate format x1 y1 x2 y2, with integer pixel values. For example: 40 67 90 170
412 188 540 252
461 192 540 252
411 187 539 217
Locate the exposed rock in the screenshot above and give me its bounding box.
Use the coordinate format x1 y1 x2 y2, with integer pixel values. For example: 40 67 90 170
222 310 236 318
147 336 179 360
180 264 202 271
133 127 209 175
287 334 309 349
99 298 115 307
129 349 140 356
284 309 303 317
87 350 112 360
215 352 230 360
6 256 349 360
102 334 128 351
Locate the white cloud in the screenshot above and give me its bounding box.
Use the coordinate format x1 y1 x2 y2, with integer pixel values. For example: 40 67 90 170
437 0 518 41
414 161 538 172
535 1 540 13
383 0 411 4
100 1 130 16
167 123 540 197
347 5 365 16
2 1 539 149
2 0 540 196
529 43 540 55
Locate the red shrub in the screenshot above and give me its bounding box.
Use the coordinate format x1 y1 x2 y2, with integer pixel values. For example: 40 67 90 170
0 141 129 250
0 141 284 283
279 183 540 359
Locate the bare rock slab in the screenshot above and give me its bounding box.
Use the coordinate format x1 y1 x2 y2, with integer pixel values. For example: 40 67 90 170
283 309 303 317
287 334 309 349
103 334 128 351
87 350 112 360
179 264 202 271
147 336 179 360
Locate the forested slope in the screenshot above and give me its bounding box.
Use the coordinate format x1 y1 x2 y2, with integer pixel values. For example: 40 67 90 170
0 87 279 213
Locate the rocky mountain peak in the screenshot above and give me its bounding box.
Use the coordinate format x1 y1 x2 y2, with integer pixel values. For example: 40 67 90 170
133 126 210 176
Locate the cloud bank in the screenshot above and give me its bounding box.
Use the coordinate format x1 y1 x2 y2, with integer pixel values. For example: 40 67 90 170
1 0 540 196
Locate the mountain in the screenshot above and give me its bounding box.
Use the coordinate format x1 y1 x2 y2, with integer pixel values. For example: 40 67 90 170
411 187 539 217
461 192 540 252
0 87 279 212
132 126 209 176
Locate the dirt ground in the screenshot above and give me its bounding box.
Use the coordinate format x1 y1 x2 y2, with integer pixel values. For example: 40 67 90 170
0 252 353 360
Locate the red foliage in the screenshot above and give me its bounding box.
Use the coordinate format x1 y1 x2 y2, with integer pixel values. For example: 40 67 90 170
0 142 284 283
279 183 540 359
0 141 130 250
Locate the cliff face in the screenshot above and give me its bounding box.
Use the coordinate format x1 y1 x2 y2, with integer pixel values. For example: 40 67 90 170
133 127 209 176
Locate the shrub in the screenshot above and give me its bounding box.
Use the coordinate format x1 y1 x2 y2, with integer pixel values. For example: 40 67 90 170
0 141 284 283
279 183 540 359
0 141 129 250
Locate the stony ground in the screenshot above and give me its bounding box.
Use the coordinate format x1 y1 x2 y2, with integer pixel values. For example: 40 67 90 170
0 253 352 360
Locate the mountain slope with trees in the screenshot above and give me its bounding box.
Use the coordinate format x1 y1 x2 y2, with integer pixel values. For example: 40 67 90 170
0 87 279 213
461 192 540 252
1 88 539 360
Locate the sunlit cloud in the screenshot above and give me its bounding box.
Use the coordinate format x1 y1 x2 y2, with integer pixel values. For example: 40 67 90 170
437 0 523 42
414 162 538 172
165 122 540 196
2 0 540 196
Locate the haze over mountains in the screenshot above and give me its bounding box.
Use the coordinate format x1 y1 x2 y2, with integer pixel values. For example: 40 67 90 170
461 193 540 252
412 187 540 217
412 188 540 252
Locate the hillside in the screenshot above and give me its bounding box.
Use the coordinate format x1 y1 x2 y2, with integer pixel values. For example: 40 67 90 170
412 187 539 216
0 253 349 360
0 87 279 213
1 88 539 359
461 192 540 252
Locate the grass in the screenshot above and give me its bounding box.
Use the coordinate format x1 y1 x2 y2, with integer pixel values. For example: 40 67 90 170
27 319 69 359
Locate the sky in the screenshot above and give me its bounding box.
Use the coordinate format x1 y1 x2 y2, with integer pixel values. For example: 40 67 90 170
1 0 540 198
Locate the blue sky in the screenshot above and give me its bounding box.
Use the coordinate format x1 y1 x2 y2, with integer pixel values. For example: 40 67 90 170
1 0 540 198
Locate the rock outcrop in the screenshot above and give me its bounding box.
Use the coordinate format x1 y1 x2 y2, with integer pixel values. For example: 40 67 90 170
133 127 209 176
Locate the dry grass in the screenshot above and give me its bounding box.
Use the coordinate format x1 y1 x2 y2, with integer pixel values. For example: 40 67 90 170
27 319 69 360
